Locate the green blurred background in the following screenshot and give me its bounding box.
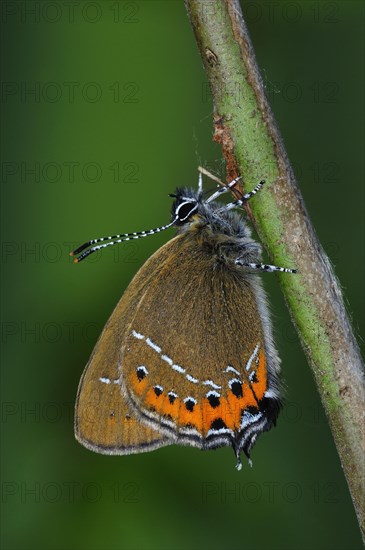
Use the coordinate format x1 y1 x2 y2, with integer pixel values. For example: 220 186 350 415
1 1 364 549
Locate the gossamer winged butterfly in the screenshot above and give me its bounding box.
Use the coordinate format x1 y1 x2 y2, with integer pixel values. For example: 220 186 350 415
72 169 296 470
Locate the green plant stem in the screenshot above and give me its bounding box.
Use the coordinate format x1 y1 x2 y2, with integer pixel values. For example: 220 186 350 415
185 0 365 540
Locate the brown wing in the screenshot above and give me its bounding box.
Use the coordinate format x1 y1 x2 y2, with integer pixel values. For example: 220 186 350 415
74 237 185 454
120 230 270 449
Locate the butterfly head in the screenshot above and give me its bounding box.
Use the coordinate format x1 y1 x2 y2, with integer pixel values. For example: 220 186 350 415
169 187 203 226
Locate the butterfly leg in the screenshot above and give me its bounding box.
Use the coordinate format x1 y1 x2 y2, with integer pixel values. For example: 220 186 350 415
219 180 265 212
205 176 242 203
235 259 297 274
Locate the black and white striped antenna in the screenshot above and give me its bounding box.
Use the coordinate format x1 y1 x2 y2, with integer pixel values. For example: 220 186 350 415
70 218 179 263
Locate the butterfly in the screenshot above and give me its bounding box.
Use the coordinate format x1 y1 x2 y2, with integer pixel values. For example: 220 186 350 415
72 170 296 470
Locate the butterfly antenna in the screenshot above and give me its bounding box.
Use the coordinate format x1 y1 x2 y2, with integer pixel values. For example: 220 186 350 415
71 217 178 263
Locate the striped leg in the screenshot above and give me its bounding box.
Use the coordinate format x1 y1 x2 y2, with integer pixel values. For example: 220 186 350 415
235 259 297 274
206 176 242 203
198 169 264 207
220 180 265 212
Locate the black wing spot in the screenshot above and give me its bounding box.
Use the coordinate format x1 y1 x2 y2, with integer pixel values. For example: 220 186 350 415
208 394 220 408
231 381 243 398
185 399 196 412
154 385 163 396
136 366 147 381
210 418 227 431
168 392 177 404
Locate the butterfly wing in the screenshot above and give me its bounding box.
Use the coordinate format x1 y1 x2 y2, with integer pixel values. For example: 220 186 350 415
74 238 184 454
120 230 281 458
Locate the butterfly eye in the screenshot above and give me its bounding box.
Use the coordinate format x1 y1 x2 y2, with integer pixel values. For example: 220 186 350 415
175 201 198 222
